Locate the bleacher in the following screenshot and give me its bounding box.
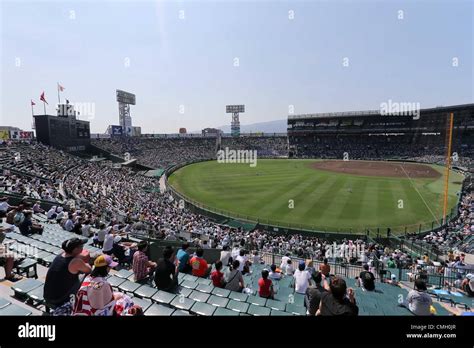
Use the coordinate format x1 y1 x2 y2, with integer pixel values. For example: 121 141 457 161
1 214 468 316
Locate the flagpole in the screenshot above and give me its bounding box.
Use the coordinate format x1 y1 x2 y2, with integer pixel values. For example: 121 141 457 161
43 101 46 115
57 83 61 105
31 103 34 117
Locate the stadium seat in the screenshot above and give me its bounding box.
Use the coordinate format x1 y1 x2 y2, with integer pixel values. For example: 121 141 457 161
285 303 306 316
180 280 198 290
170 296 195 311
270 309 294 316
206 295 229 308
196 278 212 286
195 284 214 294
145 303 175 316
228 291 248 302
151 290 176 305
190 301 216 316
246 295 267 306
226 299 249 313
178 287 193 298
214 307 240 316
26 284 44 306
265 299 286 311
134 285 158 299
0 303 32 316
189 290 210 303
172 309 193 316
107 275 126 288
248 304 271 316
183 274 199 282
11 278 43 298
0 297 11 309
211 287 230 298
115 269 134 279
131 297 152 312
15 258 38 279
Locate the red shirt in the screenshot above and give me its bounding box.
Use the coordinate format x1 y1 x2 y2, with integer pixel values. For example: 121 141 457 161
258 278 272 298
190 256 208 277
211 270 224 287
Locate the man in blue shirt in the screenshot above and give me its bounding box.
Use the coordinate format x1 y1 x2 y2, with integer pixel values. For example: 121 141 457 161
177 243 191 274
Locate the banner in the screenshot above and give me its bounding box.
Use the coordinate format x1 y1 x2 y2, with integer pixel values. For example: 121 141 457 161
20 131 33 139
111 125 123 136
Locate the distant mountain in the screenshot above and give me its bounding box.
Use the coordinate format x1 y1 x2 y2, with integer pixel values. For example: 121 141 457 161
217 119 287 134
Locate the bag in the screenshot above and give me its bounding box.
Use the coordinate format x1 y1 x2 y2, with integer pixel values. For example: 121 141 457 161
13 212 25 226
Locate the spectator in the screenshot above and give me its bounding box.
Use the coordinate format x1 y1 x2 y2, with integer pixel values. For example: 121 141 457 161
0 225 22 281
280 253 291 271
0 197 16 218
294 260 312 294
269 264 282 280
44 238 92 315
177 243 191 273
220 245 232 267
236 249 250 274
64 214 74 231
317 276 358 316
133 241 157 284
225 260 244 292
211 260 226 288
18 210 43 236
32 201 44 214
285 259 294 276
95 223 108 248
400 279 433 316
190 247 211 278
258 269 274 299
320 258 330 277
357 264 375 291
154 247 179 293
461 273 473 297
73 254 119 316
102 228 116 255
305 271 326 316
46 206 57 220
81 220 92 237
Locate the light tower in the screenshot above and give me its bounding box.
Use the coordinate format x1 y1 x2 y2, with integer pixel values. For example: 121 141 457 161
226 105 245 137
116 89 136 136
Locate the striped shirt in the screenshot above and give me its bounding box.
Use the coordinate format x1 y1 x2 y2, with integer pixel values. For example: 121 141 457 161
133 251 149 281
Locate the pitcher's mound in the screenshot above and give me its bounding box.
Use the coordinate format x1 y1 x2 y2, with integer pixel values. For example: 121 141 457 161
310 160 441 179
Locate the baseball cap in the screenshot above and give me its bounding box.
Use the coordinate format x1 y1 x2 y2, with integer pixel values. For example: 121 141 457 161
62 237 86 253
299 260 306 268
94 254 118 269
391 274 397 280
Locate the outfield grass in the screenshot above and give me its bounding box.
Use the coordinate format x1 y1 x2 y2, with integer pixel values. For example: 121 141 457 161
168 159 464 235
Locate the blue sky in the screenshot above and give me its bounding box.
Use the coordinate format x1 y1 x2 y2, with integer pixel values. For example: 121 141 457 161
0 0 472 134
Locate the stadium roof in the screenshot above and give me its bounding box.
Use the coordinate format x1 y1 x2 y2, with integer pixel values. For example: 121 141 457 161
287 103 474 120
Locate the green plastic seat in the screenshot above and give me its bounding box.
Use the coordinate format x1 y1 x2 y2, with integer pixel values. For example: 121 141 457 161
26 284 44 304
0 297 11 309
265 299 286 311
172 309 193 316
211 287 230 298
285 303 306 316
145 303 175 316
191 301 216 316
196 284 214 294
196 278 212 285
214 307 240 316
228 291 248 302
11 278 43 297
170 296 195 311
16 258 38 279
35 251 52 263
226 299 249 313
248 304 271 316
118 280 141 294
178 287 193 297
151 291 176 305
184 274 199 282
0 303 32 316
134 285 158 299
43 254 56 266
115 269 134 279
293 293 305 306
189 290 210 303
177 273 186 281
107 276 126 288
131 297 152 311
207 295 229 308
180 280 198 289
246 295 267 306
271 309 294 316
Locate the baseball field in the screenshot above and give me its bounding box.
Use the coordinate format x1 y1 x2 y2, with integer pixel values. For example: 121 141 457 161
168 159 464 235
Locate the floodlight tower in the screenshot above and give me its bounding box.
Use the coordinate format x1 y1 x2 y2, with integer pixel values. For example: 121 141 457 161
226 105 245 137
116 89 136 136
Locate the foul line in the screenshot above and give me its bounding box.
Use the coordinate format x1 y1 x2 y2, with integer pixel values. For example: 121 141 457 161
399 164 439 221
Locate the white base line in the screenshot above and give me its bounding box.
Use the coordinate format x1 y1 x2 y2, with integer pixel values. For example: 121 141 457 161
399 164 439 221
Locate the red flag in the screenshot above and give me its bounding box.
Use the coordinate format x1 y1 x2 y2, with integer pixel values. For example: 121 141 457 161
40 92 48 104
57 83 65 92
31 100 36 106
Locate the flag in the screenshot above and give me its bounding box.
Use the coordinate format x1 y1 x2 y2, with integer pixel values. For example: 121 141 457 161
31 100 36 106
40 92 48 104
58 83 65 92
